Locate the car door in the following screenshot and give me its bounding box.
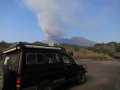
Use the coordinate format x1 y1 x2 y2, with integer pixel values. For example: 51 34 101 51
45 53 65 84
20 53 37 88
61 54 78 79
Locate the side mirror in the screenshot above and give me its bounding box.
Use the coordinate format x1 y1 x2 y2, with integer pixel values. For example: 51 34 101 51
68 51 73 56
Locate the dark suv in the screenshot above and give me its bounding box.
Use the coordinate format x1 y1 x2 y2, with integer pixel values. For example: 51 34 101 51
0 42 87 90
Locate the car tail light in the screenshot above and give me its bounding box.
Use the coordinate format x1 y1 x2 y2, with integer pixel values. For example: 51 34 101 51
16 77 21 90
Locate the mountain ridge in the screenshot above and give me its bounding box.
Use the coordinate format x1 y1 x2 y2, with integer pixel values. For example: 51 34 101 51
45 37 96 46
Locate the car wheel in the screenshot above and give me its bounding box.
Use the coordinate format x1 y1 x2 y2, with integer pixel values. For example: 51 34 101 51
38 80 52 90
77 72 86 84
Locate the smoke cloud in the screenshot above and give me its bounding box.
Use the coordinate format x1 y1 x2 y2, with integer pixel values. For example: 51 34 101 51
21 0 119 40
24 0 75 39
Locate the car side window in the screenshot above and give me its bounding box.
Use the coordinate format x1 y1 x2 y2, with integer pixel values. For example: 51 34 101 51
61 55 73 64
53 53 62 63
26 53 36 65
36 54 45 64
46 54 54 64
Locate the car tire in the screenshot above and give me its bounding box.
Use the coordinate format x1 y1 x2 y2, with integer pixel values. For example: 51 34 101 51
77 71 86 84
0 65 12 90
38 80 53 90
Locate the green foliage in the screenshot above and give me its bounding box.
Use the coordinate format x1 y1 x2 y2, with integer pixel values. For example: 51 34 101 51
32 41 48 46
0 41 12 50
89 42 120 59
115 44 120 52
0 41 13 59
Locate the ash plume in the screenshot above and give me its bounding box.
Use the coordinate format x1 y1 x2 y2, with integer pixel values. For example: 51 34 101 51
21 0 119 40
23 0 72 39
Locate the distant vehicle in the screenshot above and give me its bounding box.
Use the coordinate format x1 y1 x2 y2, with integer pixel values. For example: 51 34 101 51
0 42 87 90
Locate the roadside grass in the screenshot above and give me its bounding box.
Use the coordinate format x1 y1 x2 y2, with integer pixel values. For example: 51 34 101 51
67 49 115 61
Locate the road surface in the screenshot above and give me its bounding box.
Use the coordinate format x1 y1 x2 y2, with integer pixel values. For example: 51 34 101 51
57 59 120 90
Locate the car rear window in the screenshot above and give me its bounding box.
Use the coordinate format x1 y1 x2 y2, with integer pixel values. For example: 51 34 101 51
4 53 20 71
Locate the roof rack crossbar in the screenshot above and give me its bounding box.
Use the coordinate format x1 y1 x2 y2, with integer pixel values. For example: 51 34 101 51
24 45 61 50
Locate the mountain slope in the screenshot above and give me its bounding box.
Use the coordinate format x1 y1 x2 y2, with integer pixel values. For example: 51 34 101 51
52 37 96 46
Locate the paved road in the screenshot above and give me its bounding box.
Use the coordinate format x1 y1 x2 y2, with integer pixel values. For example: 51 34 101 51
57 59 120 90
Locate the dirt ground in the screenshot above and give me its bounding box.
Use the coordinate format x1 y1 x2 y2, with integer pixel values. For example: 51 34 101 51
57 59 120 90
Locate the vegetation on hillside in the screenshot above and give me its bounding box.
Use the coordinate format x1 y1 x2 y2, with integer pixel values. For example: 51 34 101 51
61 43 114 60
88 42 120 59
0 41 120 60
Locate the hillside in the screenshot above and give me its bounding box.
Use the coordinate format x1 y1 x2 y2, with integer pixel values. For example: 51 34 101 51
45 37 96 46
88 42 120 59
62 43 114 60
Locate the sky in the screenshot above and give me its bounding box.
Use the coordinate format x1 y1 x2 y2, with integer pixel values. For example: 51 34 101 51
0 0 120 43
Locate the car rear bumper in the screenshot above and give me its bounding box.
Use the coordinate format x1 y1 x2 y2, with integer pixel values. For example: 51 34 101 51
21 85 37 90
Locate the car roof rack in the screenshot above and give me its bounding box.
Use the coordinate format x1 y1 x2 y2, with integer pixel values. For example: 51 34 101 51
3 42 64 54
